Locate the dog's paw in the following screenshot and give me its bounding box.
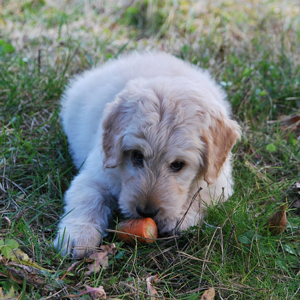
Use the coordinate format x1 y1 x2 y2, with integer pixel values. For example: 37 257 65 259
53 224 103 259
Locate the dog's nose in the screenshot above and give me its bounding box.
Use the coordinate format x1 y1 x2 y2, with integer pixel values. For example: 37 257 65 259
136 206 159 218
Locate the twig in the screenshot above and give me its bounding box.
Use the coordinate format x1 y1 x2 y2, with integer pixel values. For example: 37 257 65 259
0 175 27 196
42 289 65 299
37 49 41 74
220 226 224 265
225 224 235 255
60 261 80 280
175 187 203 232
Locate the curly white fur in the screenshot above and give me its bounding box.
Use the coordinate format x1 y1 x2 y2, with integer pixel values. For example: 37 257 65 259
54 52 241 258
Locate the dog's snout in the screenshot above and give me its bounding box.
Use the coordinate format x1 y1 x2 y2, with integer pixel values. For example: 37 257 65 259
136 206 159 218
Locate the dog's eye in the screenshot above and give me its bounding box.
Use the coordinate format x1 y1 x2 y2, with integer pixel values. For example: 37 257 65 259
131 150 144 167
170 161 184 172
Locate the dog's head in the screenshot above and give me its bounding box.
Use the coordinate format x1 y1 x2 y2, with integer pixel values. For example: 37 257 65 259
101 77 240 234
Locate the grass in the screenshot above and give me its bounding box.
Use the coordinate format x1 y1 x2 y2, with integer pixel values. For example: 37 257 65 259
1 0 300 299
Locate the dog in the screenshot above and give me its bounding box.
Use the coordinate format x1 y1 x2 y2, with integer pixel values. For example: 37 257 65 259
54 52 241 258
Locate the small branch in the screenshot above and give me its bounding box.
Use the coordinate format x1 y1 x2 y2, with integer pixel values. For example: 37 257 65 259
175 187 203 232
225 224 236 255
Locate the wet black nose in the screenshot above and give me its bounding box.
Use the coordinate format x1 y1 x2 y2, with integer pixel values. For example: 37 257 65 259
136 206 159 218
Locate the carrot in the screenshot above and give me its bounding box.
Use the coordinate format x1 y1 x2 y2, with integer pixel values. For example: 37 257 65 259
116 218 158 244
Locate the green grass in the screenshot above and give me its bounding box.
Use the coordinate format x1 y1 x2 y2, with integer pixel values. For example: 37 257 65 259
1 0 300 299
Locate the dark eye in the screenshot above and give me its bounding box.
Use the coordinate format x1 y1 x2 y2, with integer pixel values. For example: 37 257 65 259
170 161 185 172
131 150 144 167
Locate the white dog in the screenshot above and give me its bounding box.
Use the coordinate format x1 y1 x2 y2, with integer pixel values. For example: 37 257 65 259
54 52 241 258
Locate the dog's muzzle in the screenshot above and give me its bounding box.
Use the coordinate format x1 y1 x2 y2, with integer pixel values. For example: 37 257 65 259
136 206 159 218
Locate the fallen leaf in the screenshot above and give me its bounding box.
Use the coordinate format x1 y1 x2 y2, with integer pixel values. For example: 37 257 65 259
0 239 19 258
268 115 300 138
0 286 18 300
0 241 51 272
266 143 277 153
293 200 300 208
264 204 287 235
6 266 63 291
201 287 216 300
100 243 117 255
248 145 262 160
279 115 300 137
146 274 159 299
85 285 106 300
279 114 300 128
9 261 34 272
85 252 108 274
67 285 106 299
9 248 53 272
85 243 117 275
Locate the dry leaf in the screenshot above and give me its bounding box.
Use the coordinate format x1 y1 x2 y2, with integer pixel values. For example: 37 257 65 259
6 267 62 291
264 204 287 235
248 145 262 160
85 243 117 275
9 248 52 272
85 285 106 300
0 286 18 300
279 114 300 136
146 274 159 299
293 200 300 208
100 243 117 255
268 115 300 137
68 285 106 299
85 252 108 274
279 114 300 127
201 287 215 300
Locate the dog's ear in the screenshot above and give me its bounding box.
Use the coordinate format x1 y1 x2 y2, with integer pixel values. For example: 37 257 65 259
102 97 133 169
202 115 241 185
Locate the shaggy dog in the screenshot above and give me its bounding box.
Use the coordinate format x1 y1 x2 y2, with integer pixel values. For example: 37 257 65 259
54 52 241 258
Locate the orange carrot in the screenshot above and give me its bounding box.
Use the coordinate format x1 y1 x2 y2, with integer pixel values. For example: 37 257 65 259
116 218 158 244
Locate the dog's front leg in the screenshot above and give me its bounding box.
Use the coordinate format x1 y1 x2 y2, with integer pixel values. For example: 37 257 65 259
53 168 113 258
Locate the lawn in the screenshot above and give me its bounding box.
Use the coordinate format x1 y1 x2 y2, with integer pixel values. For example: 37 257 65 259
0 0 300 299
